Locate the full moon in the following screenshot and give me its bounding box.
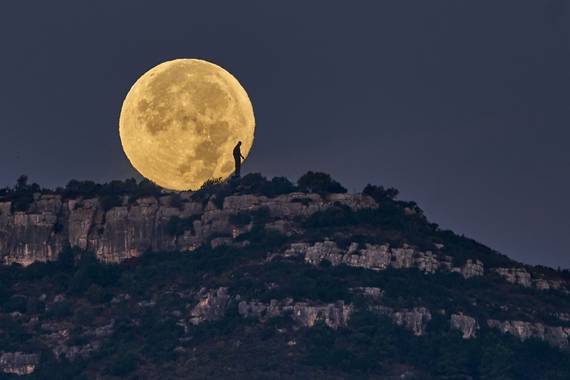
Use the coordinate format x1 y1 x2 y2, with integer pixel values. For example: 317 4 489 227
119 59 255 191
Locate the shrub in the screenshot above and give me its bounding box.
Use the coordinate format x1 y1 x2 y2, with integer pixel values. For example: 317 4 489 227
362 184 399 202
230 207 271 227
21 261 55 280
169 193 184 209
57 246 79 271
0 281 10 303
192 178 234 208
73 305 96 325
11 192 35 212
131 179 162 199
47 300 73 318
64 180 100 198
229 212 252 226
237 173 269 194
4 295 28 313
85 284 107 304
297 171 346 194
106 352 138 376
264 176 296 197
99 194 123 211
303 205 355 228
7 175 40 212
26 298 45 315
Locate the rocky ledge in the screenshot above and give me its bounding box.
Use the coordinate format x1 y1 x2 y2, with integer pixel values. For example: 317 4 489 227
0 192 375 265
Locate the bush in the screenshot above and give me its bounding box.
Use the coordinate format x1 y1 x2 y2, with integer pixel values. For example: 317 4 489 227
237 173 269 194
85 284 108 304
99 194 123 211
73 305 96 325
47 300 73 318
264 176 296 197
64 179 100 198
169 193 184 209
106 352 138 376
0 281 10 304
297 171 346 194
303 205 355 228
191 178 234 208
68 253 120 295
229 207 271 227
229 212 252 226
4 295 28 313
63 178 161 201
363 184 399 202
57 246 79 271
26 298 45 315
6 175 40 212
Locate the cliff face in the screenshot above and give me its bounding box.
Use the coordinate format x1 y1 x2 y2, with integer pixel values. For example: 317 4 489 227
0 192 375 265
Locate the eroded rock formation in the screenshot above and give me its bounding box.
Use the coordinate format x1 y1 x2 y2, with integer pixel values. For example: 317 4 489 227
451 313 479 339
487 320 570 349
0 192 376 265
495 267 564 291
282 240 484 279
0 352 39 376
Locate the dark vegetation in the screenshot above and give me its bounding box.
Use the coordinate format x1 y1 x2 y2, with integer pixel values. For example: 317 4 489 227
0 237 569 379
166 215 201 236
0 175 42 212
304 310 570 379
297 171 347 194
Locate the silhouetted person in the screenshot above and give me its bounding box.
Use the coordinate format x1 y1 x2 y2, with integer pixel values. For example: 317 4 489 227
233 141 245 177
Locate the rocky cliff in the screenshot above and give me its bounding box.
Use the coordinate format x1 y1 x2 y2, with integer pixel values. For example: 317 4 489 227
0 192 374 265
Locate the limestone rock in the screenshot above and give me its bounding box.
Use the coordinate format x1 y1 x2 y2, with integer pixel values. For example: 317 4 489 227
495 268 533 287
238 298 351 329
189 287 230 325
0 191 380 265
351 287 384 300
487 319 570 349
460 260 485 279
495 267 565 291
284 241 442 274
376 306 432 336
0 352 39 375
450 313 478 339
291 301 352 329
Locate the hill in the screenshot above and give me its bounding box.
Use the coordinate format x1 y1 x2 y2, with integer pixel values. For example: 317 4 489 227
0 172 569 379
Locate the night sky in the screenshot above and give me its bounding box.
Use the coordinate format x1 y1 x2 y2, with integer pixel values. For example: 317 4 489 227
1 1 569 268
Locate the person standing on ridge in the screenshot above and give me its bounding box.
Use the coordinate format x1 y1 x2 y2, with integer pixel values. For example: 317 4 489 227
233 141 245 178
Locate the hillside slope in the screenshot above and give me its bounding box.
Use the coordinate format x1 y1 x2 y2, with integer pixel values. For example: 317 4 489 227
0 173 569 379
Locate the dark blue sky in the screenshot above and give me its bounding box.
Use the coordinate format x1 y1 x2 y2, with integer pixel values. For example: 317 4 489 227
0 1 569 268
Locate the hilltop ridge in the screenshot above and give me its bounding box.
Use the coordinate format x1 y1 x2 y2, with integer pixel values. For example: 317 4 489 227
0 172 569 379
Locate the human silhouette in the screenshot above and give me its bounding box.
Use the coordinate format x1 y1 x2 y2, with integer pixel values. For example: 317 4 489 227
233 141 245 177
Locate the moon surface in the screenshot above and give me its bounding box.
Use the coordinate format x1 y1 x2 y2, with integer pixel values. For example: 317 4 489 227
119 59 255 191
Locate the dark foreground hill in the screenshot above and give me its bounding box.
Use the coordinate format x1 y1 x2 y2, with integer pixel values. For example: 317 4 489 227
0 172 569 379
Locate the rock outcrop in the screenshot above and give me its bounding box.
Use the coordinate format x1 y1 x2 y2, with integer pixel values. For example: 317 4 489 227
375 306 432 336
282 240 484 278
0 352 39 375
189 287 231 325
187 288 353 329
495 267 564 291
0 192 376 265
487 320 570 348
451 313 478 339
238 299 352 329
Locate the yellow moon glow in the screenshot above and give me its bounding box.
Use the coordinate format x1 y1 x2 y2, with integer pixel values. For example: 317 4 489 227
119 59 255 191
